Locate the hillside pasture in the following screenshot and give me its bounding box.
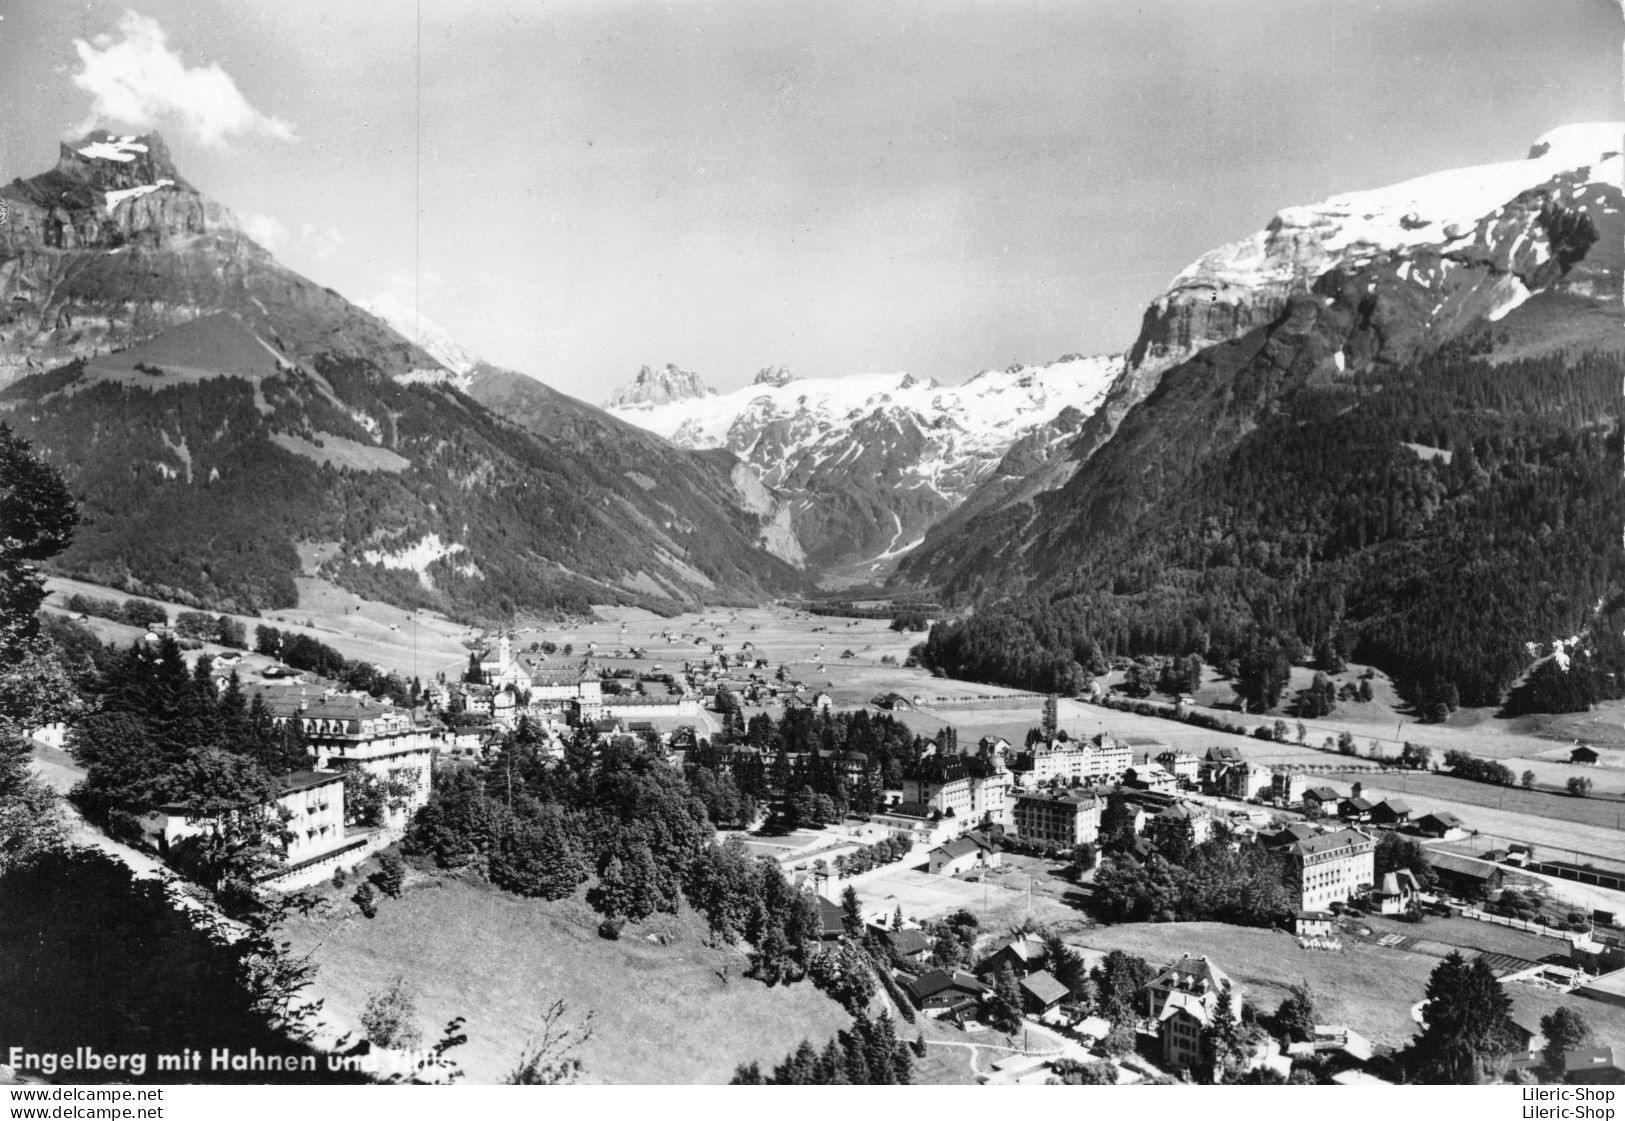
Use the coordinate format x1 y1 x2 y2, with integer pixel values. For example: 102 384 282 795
284 872 849 1085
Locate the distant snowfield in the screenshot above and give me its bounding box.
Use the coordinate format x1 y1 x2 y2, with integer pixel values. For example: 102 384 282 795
606 356 1122 455
1174 122 1625 290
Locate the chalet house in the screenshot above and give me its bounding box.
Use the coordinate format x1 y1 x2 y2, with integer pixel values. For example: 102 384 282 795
1375 869 1422 915
1412 811 1467 840
1571 745 1601 765
871 926 933 965
1147 955 1244 1076
1302 786 1342 815
1368 798 1412 826
928 832 1000 876
1011 789 1100 848
982 933 1048 979
1019 970 1070 1017
1337 796 1375 823
906 969 989 1019
1427 852 1504 898
1285 828 1375 912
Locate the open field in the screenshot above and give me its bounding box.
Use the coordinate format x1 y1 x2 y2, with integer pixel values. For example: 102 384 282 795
1177 660 1625 796
1325 769 1625 833
1066 921 1439 1049
1355 913 1570 964
284 871 849 1085
852 866 1084 932
1335 774 1625 866
42 572 473 683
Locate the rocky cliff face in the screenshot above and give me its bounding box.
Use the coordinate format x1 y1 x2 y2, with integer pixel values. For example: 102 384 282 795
603 363 716 408
0 130 433 385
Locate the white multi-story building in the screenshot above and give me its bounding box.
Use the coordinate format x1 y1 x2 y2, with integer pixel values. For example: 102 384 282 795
1018 732 1130 786
1287 828 1376 912
262 690 435 826
1012 789 1101 847
902 743 1011 833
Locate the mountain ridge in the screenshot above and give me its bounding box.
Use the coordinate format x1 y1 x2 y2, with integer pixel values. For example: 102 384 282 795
603 355 1121 576
0 132 805 617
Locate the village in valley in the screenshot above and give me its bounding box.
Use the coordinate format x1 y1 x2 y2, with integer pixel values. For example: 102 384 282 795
23 579 1625 1086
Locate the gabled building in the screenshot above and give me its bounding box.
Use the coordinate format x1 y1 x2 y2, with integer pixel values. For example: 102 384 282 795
906 969 989 1019
928 832 1000 876
1368 798 1412 826
1019 970 1070 1017
1302 786 1341 815
1427 852 1504 898
1413 811 1467 840
1566 1045 1625 1085
1338 796 1375 823
1146 955 1244 1075
982 933 1049 979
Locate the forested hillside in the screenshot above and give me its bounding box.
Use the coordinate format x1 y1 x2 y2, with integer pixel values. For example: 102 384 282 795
918 337 1625 712
0 346 802 618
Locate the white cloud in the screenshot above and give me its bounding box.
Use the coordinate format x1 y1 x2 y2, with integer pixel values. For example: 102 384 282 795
71 11 295 148
241 212 289 252
298 223 348 260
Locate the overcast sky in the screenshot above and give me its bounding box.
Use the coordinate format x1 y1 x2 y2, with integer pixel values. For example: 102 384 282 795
0 0 1619 400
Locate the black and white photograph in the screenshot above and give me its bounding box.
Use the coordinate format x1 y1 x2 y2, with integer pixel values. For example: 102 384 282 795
1 0 1623 1099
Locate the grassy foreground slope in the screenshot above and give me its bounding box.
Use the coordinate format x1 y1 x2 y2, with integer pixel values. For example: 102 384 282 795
284 872 850 1085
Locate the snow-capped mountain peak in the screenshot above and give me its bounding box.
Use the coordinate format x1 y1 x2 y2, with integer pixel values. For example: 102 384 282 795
1174 121 1622 295
604 354 1121 572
